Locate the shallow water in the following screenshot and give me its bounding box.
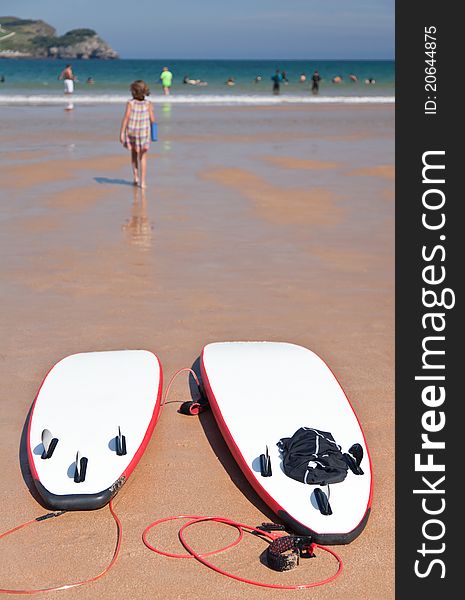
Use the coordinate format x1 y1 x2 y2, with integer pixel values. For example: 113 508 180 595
0 58 394 104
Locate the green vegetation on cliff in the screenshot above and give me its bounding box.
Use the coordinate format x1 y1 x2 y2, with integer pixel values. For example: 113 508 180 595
0 16 55 52
0 17 118 58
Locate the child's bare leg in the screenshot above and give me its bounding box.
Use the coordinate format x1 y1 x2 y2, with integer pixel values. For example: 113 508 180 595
140 149 148 188
131 149 139 184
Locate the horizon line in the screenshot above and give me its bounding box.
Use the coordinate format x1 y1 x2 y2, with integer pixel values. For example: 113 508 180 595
116 56 394 62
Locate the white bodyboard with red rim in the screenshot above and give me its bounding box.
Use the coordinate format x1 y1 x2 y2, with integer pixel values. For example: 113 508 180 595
28 350 162 510
200 341 372 544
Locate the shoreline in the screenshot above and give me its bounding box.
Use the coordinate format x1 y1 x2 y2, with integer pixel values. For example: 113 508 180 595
0 94 395 106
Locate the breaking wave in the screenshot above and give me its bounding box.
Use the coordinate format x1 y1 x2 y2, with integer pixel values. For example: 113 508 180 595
0 93 395 106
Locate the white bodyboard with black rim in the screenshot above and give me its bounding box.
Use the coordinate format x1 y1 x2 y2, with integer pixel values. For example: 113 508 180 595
200 342 372 544
27 350 162 510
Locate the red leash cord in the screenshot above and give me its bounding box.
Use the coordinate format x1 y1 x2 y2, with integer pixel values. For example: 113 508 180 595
143 515 244 558
0 499 122 595
143 515 343 590
160 367 201 412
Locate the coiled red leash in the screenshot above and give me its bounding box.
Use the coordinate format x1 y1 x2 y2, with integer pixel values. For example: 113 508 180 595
143 515 343 589
0 500 122 595
143 515 244 558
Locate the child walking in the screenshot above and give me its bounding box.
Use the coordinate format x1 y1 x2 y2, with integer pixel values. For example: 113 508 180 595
120 80 155 188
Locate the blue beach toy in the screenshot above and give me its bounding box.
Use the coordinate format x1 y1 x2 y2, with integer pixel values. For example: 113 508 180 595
151 122 158 142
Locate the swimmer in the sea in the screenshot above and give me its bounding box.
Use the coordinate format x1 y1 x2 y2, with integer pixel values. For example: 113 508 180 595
226 77 235 86
332 75 343 84
183 76 206 86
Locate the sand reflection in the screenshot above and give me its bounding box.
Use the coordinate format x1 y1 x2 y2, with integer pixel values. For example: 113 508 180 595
122 187 154 249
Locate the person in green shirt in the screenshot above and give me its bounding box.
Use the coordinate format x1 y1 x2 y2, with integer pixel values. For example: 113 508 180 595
160 66 173 95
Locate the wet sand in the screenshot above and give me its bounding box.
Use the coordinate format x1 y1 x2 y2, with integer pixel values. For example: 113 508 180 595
0 103 394 599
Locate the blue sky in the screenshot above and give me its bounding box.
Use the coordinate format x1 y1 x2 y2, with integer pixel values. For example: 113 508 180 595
1 0 394 59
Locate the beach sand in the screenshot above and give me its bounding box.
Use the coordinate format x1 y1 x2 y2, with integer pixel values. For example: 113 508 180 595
0 102 394 599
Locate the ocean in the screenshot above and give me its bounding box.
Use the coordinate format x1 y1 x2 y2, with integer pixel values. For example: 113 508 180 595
0 58 394 105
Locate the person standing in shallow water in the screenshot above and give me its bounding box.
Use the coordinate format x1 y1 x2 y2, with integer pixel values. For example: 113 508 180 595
120 80 155 189
271 70 282 95
58 64 76 110
311 70 321 95
159 66 173 95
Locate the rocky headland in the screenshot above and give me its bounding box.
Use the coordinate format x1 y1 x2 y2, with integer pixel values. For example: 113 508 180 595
0 17 118 59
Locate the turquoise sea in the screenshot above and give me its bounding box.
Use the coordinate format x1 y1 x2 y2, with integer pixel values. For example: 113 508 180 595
0 59 394 105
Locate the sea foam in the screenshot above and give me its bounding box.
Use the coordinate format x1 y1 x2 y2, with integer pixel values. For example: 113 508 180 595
0 94 395 106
